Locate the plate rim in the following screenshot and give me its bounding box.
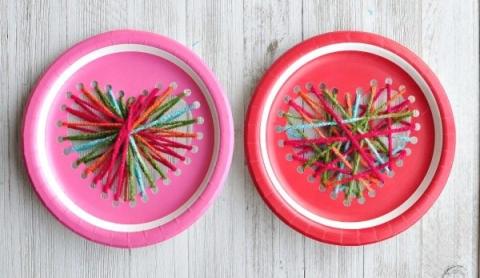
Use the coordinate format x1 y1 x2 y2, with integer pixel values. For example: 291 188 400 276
22 29 234 248
245 31 455 246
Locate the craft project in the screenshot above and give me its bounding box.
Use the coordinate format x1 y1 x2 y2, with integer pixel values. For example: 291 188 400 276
245 31 455 245
22 30 233 248
279 79 418 206
61 82 200 205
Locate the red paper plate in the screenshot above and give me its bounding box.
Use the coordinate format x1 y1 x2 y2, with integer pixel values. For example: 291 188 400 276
245 31 455 245
23 30 234 248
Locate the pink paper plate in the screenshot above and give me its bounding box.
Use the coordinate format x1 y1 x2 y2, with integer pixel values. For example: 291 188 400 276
23 30 233 248
245 31 455 245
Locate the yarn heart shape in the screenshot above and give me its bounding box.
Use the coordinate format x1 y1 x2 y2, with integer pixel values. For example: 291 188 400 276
279 79 419 206
60 81 200 205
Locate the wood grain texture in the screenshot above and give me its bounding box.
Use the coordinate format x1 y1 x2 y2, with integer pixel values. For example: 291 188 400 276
0 0 477 277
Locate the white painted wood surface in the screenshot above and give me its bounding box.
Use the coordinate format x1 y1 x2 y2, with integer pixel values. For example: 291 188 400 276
0 0 478 277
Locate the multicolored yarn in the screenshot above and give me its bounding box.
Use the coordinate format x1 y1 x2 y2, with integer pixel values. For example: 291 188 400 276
60 81 200 205
279 79 419 206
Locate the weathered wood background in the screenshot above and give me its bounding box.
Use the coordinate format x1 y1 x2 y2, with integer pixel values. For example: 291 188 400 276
0 0 478 277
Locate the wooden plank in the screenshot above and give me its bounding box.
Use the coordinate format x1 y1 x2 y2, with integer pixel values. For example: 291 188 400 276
420 0 479 277
242 1 305 277
185 1 245 277
1 1 95 277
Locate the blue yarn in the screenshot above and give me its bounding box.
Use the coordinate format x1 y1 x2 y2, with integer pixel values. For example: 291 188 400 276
133 158 146 196
107 88 123 117
71 134 116 152
134 103 195 132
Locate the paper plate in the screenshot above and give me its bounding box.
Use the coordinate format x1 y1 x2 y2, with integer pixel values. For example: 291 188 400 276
245 31 455 245
23 30 233 248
